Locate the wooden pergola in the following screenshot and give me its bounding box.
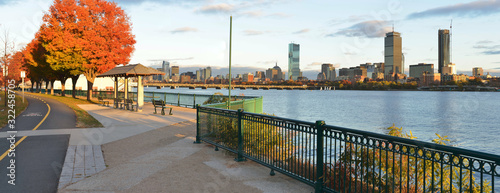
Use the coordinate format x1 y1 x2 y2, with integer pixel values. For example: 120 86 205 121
97 63 164 112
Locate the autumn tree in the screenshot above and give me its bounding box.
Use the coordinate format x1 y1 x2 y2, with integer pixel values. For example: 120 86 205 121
40 0 135 100
78 0 135 100
40 0 85 97
23 33 56 94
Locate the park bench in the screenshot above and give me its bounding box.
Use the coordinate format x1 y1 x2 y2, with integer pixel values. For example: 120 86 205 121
98 96 109 106
124 99 137 111
113 98 122 109
152 99 172 115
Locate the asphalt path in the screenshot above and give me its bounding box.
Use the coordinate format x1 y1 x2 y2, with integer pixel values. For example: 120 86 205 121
0 93 76 193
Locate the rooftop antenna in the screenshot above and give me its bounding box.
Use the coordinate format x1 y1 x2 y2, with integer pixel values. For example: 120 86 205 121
392 21 394 32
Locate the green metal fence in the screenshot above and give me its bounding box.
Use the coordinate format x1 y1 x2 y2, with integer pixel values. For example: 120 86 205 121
196 106 500 193
43 89 263 113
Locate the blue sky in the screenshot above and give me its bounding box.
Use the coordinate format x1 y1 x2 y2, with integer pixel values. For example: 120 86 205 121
1 0 499 78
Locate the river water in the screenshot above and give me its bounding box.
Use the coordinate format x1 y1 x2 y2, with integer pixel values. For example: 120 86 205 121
144 87 500 155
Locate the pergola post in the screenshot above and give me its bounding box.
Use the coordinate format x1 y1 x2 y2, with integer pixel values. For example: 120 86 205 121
137 76 144 112
124 77 128 99
114 77 118 98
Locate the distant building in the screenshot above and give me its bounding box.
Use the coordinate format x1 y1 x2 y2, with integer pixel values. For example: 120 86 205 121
321 63 336 81
288 43 301 80
338 66 366 81
266 63 283 81
422 73 441 86
255 71 265 81
180 75 191 83
161 61 170 80
384 32 403 76
441 63 456 75
473 67 483 77
196 70 201 81
438 29 450 74
442 74 468 83
360 63 375 80
204 67 212 79
242 73 254 82
409 63 434 79
171 66 179 76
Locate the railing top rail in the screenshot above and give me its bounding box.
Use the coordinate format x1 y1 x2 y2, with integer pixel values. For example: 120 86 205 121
323 124 500 163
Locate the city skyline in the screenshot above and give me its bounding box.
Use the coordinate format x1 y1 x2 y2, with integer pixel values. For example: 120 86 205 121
1 0 500 79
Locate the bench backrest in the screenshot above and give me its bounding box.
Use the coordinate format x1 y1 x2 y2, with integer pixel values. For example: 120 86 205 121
152 99 165 106
98 96 104 100
125 99 134 103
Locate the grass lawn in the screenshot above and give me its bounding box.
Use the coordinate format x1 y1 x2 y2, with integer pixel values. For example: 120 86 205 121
28 92 104 128
0 91 29 129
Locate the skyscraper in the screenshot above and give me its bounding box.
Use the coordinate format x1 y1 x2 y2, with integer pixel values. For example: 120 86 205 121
288 43 301 80
438 29 450 74
321 63 336 81
161 61 170 80
384 32 403 75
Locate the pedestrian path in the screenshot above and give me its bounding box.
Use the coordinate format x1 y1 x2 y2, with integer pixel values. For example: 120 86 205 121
58 145 106 189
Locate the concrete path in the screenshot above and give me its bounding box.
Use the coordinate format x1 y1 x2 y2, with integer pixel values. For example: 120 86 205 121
56 102 313 192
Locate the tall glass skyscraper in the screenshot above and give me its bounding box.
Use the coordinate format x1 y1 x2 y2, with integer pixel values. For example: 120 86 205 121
161 61 170 80
288 43 300 80
438 29 450 74
384 32 403 75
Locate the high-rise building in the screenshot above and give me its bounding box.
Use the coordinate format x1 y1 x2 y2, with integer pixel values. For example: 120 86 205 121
266 63 283 81
242 73 254 82
321 63 336 81
161 61 170 80
171 66 179 76
473 67 483 77
438 29 450 74
288 43 301 80
384 32 403 75
205 67 212 79
409 63 434 79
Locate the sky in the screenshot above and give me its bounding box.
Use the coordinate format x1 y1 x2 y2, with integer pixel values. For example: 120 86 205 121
0 0 499 78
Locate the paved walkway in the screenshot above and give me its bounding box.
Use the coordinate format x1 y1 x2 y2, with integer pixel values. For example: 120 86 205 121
55 103 313 192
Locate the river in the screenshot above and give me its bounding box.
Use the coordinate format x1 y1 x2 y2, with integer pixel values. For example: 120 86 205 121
144 87 500 155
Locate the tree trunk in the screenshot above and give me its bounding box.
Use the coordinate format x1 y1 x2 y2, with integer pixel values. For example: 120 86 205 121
87 80 94 101
31 82 34 93
60 77 68 96
50 80 55 95
61 82 66 96
45 81 49 94
71 75 79 98
36 81 41 93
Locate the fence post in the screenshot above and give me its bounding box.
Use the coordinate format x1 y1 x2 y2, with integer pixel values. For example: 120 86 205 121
177 93 180 106
235 108 246 162
193 94 196 109
315 120 325 193
194 104 201 144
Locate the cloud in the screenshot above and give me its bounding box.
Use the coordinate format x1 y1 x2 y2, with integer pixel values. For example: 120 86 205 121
240 10 264 17
170 27 198 34
327 20 391 38
243 30 268 36
196 3 234 14
293 29 310 34
267 12 290 18
473 41 500 55
407 0 500 19
477 40 494 44
483 50 500 55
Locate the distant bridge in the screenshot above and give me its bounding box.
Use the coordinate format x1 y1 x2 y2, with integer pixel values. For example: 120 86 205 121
142 83 332 90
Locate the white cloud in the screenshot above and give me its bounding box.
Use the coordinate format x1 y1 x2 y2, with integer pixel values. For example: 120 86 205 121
196 3 234 14
170 27 198 34
327 20 391 38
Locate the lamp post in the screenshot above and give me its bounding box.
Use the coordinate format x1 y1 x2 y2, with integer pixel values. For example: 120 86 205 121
228 16 232 109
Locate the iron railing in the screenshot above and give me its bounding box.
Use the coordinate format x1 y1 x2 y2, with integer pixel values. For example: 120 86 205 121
196 106 500 193
40 89 262 110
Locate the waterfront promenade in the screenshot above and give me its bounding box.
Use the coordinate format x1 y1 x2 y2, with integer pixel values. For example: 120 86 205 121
57 102 312 192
